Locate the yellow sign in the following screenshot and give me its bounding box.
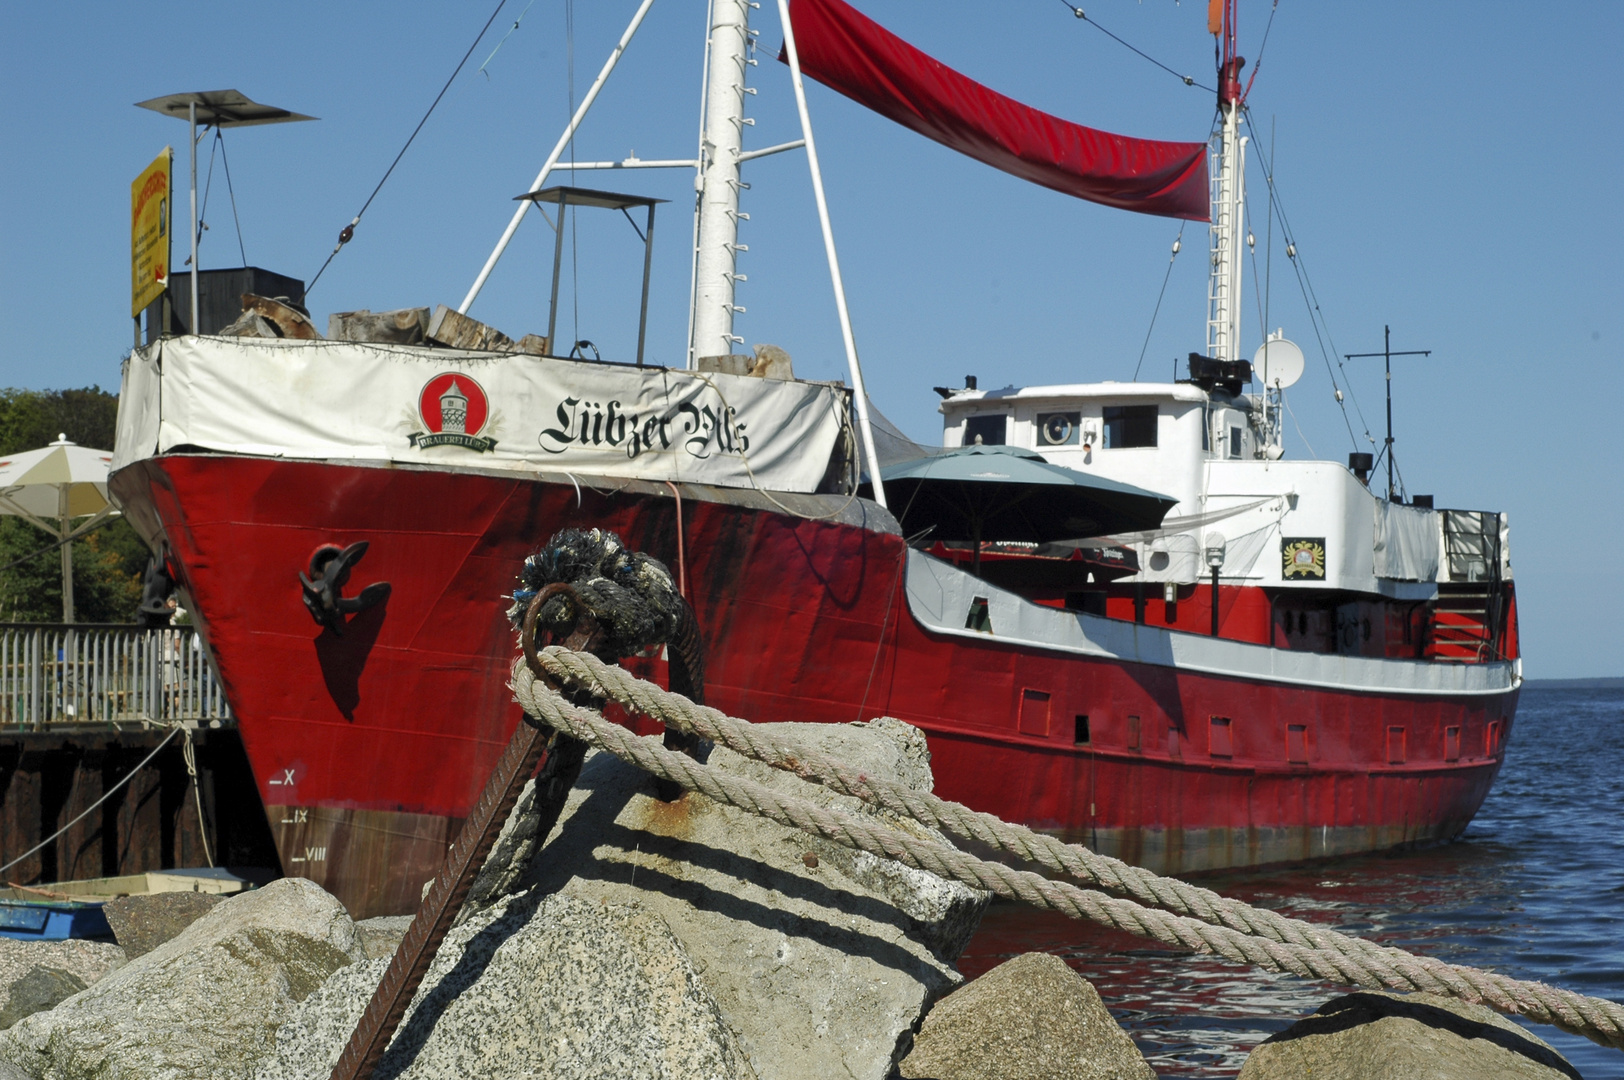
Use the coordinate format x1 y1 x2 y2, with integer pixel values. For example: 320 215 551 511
131 148 172 317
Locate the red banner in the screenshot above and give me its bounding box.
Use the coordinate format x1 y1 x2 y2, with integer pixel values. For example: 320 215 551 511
784 0 1209 221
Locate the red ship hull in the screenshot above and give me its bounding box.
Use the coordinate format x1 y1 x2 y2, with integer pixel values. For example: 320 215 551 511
112 454 1516 918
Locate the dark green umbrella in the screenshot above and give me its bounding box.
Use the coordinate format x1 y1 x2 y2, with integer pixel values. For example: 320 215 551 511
862 444 1177 575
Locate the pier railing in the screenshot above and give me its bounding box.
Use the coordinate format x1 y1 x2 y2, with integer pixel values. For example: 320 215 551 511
0 624 232 731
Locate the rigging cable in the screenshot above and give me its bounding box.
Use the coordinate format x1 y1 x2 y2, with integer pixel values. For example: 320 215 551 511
1132 223 1185 381
1235 3 1281 348
1369 437 1409 501
566 0 580 351
1282 391 1317 458
216 128 249 267
1262 114 1277 449
478 0 540 78
1243 106 1374 453
307 0 511 293
1245 180 1267 344
1055 2 1215 93
188 131 218 266
1239 0 1280 103
1263 115 1274 363
0 726 182 876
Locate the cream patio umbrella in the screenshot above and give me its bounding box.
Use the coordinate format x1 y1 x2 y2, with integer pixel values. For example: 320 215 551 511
0 435 118 623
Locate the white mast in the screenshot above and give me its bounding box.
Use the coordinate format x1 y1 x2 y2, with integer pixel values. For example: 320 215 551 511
1206 7 1247 365
1206 101 1246 364
689 0 754 364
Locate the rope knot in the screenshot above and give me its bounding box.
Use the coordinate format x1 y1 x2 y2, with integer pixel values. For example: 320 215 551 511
508 528 685 658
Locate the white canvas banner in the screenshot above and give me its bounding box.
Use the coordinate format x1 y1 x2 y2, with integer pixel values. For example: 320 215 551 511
1373 500 1440 582
115 337 849 493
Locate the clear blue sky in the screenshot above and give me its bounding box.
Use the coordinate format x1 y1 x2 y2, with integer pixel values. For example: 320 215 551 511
2 2 1618 677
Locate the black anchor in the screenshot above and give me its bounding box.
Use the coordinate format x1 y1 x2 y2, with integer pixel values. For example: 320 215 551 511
299 542 391 635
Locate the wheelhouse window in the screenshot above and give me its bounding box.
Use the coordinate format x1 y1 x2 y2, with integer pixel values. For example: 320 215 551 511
963 414 1007 446
1037 412 1080 447
1103 405 1157 448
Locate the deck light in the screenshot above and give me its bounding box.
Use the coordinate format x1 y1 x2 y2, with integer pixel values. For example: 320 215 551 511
1205 534 1226 638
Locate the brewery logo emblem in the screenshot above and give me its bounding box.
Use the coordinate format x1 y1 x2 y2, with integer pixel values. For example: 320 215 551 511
1281 537 1327 580
410 373 498 452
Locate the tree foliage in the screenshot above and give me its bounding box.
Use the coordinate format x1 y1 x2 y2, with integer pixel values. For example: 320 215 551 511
0 387 120 453
0 386 148 623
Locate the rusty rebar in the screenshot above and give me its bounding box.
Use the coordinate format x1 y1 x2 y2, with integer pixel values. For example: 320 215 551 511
329 585 596 1080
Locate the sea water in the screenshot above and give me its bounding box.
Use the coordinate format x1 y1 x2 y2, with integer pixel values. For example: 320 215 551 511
957 685 1624 1077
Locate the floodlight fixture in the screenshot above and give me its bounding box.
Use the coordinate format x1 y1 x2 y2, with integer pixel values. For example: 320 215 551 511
135 91 315 333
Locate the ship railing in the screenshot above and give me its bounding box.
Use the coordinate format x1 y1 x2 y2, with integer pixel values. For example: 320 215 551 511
1430 510 1511 663
0 624 232 732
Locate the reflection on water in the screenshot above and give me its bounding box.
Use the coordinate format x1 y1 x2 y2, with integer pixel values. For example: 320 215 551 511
956 687 1624 1077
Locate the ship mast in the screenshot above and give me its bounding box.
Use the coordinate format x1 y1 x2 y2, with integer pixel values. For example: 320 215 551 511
689 0 755 364
1206 0 1247 366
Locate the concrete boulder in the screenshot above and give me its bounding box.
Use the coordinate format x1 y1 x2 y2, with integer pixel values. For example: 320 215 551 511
481 717 988 1080
103 891 225 958
264 717 983 1080
0 877 365 1080
256 890 752 1080
1237 990 1580 1080
0 939 123 1031
353 915 413 960
0 967 85 1031
899 952 1155 1080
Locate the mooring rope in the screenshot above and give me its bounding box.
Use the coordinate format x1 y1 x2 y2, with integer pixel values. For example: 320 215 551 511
0 723 184 877
510 653 1624 1051
537 647 1434 959
179 724 215 869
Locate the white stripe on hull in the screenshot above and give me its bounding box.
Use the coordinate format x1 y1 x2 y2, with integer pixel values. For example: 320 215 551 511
905 550 1518 699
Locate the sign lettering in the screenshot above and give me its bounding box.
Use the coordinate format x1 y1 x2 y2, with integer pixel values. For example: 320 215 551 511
539 395 749 461
130 148 172 317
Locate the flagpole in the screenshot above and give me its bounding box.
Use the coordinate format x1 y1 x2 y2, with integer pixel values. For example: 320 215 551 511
188 101 199 334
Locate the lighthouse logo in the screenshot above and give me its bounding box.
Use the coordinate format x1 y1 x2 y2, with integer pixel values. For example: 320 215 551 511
409 373 498 452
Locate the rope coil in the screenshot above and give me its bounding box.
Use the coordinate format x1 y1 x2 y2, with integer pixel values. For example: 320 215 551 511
510 651 1624 1051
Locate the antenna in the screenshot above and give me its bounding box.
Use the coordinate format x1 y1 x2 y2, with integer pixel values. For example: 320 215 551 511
1344 325 1430 502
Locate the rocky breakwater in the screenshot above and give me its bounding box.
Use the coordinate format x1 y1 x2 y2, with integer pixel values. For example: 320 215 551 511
1238 990 1584 1080
0 710 1590 1080
0 878 365 1080
0 717 991 1080
899 951 1155 1080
